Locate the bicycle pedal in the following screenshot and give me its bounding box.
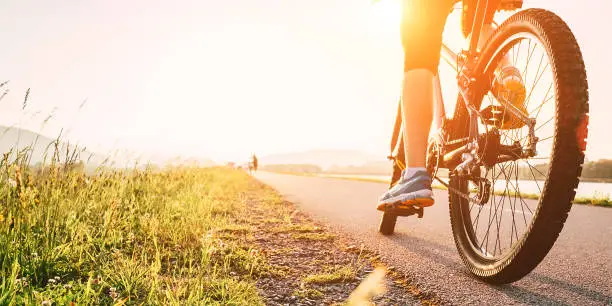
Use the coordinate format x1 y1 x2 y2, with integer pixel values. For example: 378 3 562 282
384 203 424 218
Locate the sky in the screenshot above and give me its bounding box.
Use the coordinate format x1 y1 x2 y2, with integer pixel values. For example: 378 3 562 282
0 0 609 164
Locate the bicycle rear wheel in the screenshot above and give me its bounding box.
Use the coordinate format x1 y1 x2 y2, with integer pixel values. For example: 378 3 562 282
448 9 589 284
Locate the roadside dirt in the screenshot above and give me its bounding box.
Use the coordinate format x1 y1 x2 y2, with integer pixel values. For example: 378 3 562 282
242 179 442 305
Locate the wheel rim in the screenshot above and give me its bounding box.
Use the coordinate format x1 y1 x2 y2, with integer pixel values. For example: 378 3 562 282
460 32 558 261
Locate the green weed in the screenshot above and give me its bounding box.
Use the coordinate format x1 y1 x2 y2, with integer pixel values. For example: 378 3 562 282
0 151 267 305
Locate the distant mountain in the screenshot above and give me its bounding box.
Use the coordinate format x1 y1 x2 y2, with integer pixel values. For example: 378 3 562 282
163 156 216 167
0 125 107 168
0 126 220 170
260 149 385 170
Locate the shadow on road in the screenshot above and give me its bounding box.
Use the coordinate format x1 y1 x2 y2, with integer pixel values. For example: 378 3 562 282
495 284 569 305
383 232 463 270
517 273 611 305
382 232 612 305
493 268 612 305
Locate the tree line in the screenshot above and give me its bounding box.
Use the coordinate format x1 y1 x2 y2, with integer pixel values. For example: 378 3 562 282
260 159 612 182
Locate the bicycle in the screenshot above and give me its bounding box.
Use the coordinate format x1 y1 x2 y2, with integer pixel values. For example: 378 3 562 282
379 0 589 284
248 154 258 175
248 162 255 175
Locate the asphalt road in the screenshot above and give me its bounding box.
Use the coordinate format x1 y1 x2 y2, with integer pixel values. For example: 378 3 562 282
255 172 612 305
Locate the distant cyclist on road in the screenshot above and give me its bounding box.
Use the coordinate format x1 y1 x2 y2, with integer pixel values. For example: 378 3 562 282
249 153 258 174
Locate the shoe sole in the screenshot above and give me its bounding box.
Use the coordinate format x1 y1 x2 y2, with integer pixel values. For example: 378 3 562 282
376 197 434 212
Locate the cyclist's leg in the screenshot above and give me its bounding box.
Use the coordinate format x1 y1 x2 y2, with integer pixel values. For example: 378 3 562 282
377 0 454 210
400 0 454 168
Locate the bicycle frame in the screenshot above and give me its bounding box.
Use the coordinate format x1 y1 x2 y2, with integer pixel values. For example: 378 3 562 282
381 0 589 281
390 0 534 172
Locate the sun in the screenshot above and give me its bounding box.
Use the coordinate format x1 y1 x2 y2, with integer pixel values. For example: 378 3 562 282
370 0 402 30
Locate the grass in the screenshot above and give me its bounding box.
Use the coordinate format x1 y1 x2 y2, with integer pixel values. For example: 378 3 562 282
303 266 356 284
6 146 604 304
271 224 321 234
293 288 323 299
487 190 612 207
573 193 612 207
0 151 276 305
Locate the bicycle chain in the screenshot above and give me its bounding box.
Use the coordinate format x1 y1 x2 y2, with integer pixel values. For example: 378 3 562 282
434 175 481 206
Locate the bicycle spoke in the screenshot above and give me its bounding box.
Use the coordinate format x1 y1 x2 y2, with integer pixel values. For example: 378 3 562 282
459 31 564 261
528 156 551 160
516 115 555 143
525 57 550 106
497 162 514 255
523 160 545 194
537 135 554 143
513 39 523 66
496 162 514 255
473 202 484 233
522 40 538 84
535 116 554 132
512 161 521 244
474 173 490 238
474 183 487 234
480 169 504 254
482 162 510 255
529 82 554 116
518 192 534 221
504 168 533 226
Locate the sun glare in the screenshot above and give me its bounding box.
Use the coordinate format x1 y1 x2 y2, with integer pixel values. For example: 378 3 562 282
370 0 402 30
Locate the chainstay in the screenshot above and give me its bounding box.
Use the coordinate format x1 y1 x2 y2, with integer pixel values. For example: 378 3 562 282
434 175 481 205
